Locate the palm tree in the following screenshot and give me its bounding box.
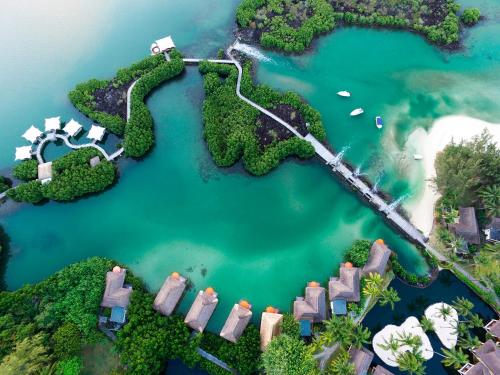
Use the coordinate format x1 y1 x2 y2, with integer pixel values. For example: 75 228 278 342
363 273 384 299
478 185 500 217
452 297 474 317
327 349 355 375
438 304 453 322
323 316 355 348
440 347 469 370
419 316 434 332
396 351 426 375
379 287 401 310
458 333 481 350
351 325 371 349
465 313 484 329
377 334 400 354
396 332 422 351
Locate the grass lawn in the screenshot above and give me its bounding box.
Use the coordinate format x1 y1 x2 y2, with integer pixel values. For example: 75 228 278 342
81 337 122 375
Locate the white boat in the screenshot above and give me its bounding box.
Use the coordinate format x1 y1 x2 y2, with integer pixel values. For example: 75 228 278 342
414 154 423 160
337 91 351 97
350 108 364 116
375 116 383 129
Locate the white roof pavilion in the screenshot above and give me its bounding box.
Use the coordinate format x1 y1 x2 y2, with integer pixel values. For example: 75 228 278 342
87 125 106 142
63 119 83 137
15 146 33 160
22 125 43 143
151 36 175 54
45 116 61 132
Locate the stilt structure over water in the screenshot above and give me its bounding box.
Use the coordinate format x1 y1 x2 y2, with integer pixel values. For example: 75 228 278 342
185 287 219 332
220 300 253 343
153 272 186 316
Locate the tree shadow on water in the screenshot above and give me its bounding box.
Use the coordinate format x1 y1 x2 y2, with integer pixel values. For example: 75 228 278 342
0 225 11 291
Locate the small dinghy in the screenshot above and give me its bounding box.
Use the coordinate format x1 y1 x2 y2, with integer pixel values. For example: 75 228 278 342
350 108 364 116
337 91 351 97
375 116 383 129
414 154 423 160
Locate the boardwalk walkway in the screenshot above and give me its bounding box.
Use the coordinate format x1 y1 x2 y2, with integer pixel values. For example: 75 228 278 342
184 43 498 306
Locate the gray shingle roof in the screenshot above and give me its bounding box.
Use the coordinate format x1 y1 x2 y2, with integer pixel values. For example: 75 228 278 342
449 207 481 244
293 284 327 323
473 339 500 374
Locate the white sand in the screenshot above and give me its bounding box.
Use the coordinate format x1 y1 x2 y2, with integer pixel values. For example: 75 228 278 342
425 303 458 349
373 316 434 367
405 115 500 235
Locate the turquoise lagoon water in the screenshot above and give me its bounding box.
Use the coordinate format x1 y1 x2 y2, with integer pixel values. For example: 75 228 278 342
0 0 499 334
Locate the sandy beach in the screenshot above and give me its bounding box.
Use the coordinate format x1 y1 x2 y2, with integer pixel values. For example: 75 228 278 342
405 115 500 236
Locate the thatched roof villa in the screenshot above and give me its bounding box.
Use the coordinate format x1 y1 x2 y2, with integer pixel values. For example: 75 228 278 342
293 281 327 323
260 307 283 351
220 300 252 343
348 346 374 375
184 287 218 332
485 319 500 340
329 262 360 302
460 339 500 375
153 272 186 316
101 266 132 309
362 239 392 276
372 364 395 375
449 207 481 245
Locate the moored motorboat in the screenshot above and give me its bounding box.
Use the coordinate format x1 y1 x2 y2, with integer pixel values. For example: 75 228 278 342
375 116 383 129
337 91 351 97
414 154 423 160
350 108 364 116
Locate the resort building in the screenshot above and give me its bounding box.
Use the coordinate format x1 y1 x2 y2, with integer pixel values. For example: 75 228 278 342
150 35 175 55
459 339 500 375
87 125 106 143
44 116 61 132
349 346 374 375
293 281 327 323
15 146 32 160
90 156 101 168
484 217 500 243
329 262 360 306
153 272 186 316
63 119 83 138
372 365 394 375
37 162 53 184
485 319 500 340
260 307 283 351
220 300 252 343
22 125 43 144
101 266 133 328
184 287 218 332
362 239 392 276
449 207 481 245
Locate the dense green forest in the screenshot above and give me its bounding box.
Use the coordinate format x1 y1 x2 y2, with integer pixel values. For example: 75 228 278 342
199 60 325 175
236 0 481 52
8 148 117 204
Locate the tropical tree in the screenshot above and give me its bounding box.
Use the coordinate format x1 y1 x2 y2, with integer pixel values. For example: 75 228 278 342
326 348 355 375
379 288 401 310
362 273 384 299
461 8 481 25
440 347 469 370
458 333 481 350
396 332 422 350
419 316 434 332
437 304 454 322
262 335 318 375
465 313 484 329
0 334 52 375
473 243 500 288
478 185 500 217
396 351 426 375
344 240 371 267
452 297 474 317
351 325 371 349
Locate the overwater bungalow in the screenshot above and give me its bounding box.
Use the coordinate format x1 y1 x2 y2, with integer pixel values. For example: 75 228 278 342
153 272 186 316
150 35 176 55
485 319 500 340
63 119 83 138
44 116 61 132
348 346 374 375
87 124 106 143
15 146 32 160
372 365 394 375
184 287 218 332
362 239 392 277
37 162 53 184
329 262 360 303
293 281 327 323
22 125 43 144
449 207 481 245
101 266 133 328
220 300 252 343
260 307 283 351
459 339 500 375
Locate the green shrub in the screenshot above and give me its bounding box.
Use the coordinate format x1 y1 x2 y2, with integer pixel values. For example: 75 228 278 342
344 239 371 267
55 357 82 375
282 313 300 338
12 160 38 181
52 323 82 359
7 180 44 203
461 8 481 25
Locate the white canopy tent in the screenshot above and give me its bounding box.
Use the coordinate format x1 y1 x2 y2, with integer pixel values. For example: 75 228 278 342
87 125 106 142
45 116 61 132
63 119 83 137
150 35 175 55
15 146 33 160
22 125 43 143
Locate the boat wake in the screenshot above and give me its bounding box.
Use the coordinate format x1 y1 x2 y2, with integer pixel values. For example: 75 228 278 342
233 41 274 63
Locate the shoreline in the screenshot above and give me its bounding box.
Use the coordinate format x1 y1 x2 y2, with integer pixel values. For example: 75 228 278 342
405 115 500 236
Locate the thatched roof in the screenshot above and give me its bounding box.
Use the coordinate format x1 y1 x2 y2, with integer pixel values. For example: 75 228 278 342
363 240 392 276
462 362 489 375
293 283 327 323
485 319 500 339
372 365 395 375
260 312 283 351
153 273 186 316
449 207 481 244
101 267 132 308
184 289 218 332
220 303 252 343
473 339 500 374
349 346 374 375
329 263 360 302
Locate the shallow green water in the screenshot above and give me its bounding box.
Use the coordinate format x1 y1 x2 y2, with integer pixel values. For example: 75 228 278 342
1 0 499 332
